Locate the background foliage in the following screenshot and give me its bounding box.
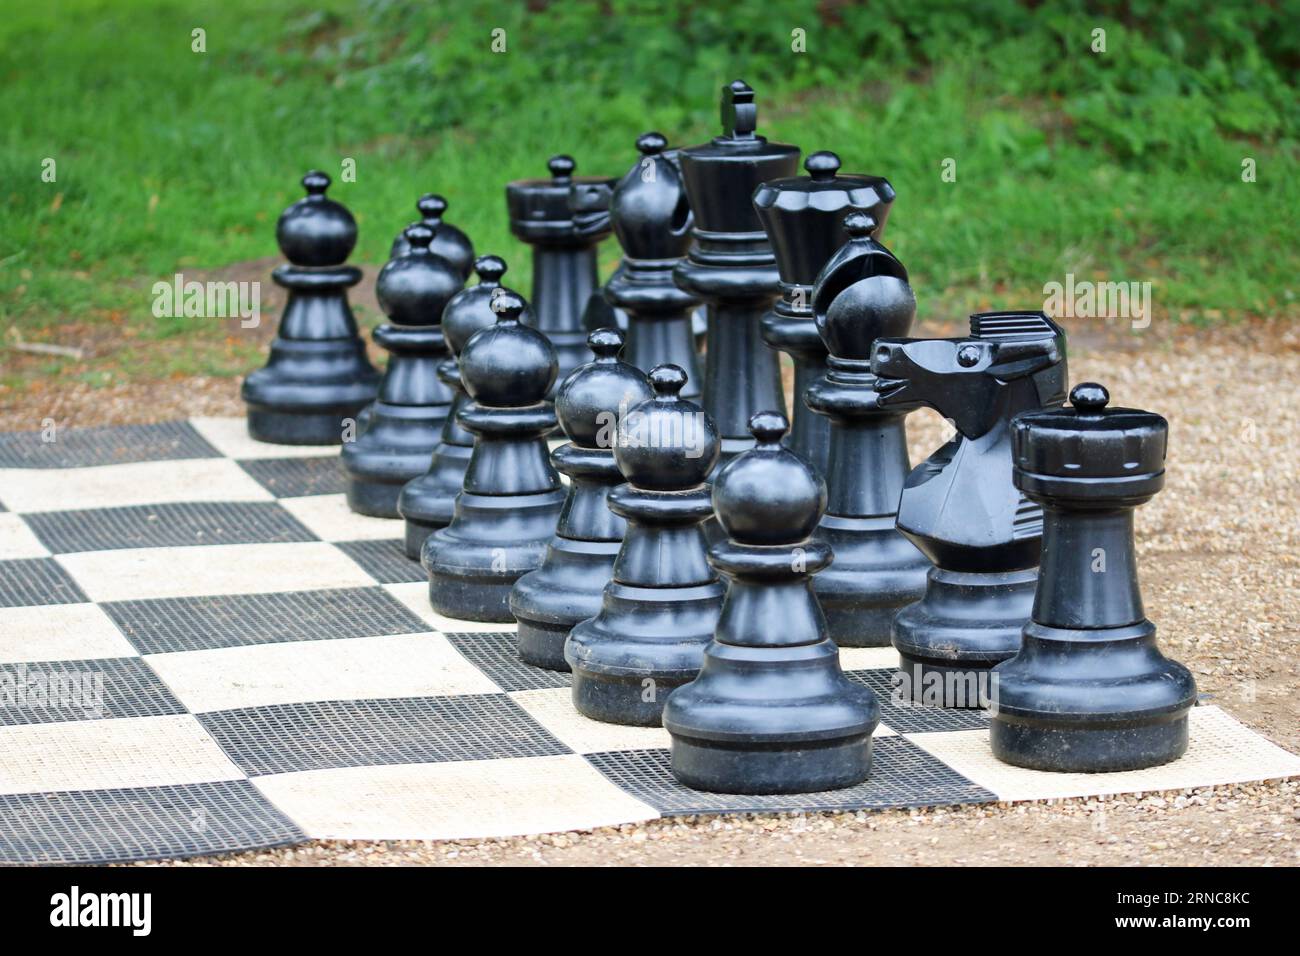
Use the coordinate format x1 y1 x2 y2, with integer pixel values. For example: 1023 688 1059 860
1 0 1297 387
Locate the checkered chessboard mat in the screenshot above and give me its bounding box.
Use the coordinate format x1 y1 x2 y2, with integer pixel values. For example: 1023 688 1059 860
1 416 1298 864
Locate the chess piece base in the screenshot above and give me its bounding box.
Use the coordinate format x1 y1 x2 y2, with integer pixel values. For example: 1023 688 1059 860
245 406 361 446
510 537 622 672
990 620 1196 772
664 640 878 794
342 402 446 518
815 514 929 647
565 580 724 726
423 488 566 622
892 565 1037 708
242 337 379 445
399 442 474 559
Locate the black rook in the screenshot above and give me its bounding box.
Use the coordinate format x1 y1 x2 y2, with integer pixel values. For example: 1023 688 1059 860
991 383 1196 772
506 155 616 385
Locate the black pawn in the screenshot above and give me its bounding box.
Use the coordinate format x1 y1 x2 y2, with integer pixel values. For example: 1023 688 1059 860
510 328 654 670
398 255 521 558
674 80 800 464
565 364 723 725
422 291 565 621
991 383 1196 771
341 224 462 517
871 312 1069 706
604 132 702 396
390 193 475 280
242 171 379 444
664 412 879 794
754 151 895 474
506 155 616 385
805 212 929 647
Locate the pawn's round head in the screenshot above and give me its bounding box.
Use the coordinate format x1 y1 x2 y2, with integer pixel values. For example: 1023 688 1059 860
712 411 826 545
556 328 653 448
416 193 448 221
402 222 435 252
276 169 357 267
375 227 463 326
637 132 668 156
473 255 507 286
442 258 512 356
457 291 557 406
613 364 719 490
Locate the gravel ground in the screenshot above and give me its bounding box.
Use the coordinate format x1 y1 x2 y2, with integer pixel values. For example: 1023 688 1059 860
9 315 1297 866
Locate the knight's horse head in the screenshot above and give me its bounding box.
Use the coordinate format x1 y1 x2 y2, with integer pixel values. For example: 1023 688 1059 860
871 312 1067 437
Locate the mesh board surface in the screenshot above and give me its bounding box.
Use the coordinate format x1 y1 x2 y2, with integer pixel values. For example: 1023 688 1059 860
0 417 1297 864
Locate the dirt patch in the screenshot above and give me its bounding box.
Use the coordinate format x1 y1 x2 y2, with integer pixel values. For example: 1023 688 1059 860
139 780 1299 867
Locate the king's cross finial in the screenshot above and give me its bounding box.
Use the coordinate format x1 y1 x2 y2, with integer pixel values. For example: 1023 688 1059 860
721 79 757 139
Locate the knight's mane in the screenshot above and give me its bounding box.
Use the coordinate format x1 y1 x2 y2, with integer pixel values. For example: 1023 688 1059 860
970 312 1060 342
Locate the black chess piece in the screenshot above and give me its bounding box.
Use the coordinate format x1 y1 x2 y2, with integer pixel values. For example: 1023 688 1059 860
674 80 800 463
506 155 616 385
398 255 524 558
510 328 654 670
422 291 565 621
804 212 930 648
991 383 1195 771
870 312 1069 707
242 171 379 444
340 224 463 517
567 176 630 338
565 364 722 725
754 151 895 474
664 411 880 794
390 193 475 280
602 132 702 396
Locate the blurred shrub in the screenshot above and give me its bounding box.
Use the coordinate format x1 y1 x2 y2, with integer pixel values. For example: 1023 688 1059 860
270 0 1297 162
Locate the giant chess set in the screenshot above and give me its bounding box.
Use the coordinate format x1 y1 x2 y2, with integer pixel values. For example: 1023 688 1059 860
2 81 1297 863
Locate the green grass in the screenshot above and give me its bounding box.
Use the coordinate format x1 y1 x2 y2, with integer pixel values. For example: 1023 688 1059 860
1 0 1297 387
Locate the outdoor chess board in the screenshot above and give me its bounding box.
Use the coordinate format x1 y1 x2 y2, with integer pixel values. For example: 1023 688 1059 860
1 417 1297 865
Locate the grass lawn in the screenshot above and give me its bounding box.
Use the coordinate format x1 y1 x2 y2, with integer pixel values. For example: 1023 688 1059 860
2 0 1297 396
